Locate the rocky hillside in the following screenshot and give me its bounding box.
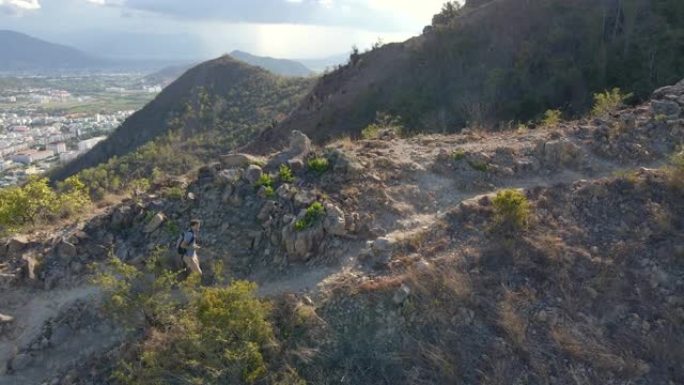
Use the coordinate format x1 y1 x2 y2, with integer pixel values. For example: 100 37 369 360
1 78 682 384
249 0 684 152
51 55 314 181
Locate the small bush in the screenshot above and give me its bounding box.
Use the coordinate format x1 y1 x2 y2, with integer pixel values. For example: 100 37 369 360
361 123 382 140
541 109 562 127
307 157 330 174
255 173 274 189
592 88 632 117
468 160 489 172
263 185 276 199
669 150 684 190
295 202 326 231
279 164 295 183
161 186 185 200
128 178 150 196
492 189 531 232
452 150 466 161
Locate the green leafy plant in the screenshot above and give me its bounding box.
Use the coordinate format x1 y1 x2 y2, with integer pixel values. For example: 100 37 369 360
294 202 326 231
279 164 295 183
95 252 277 385
492 189 531 232
592 88 632 117
468 160 489 172
161 186 185 200
451 150 466 161
361 123 382 140
255 173 274 189
263 186 276 199
541 109 562 127
307 157 330 174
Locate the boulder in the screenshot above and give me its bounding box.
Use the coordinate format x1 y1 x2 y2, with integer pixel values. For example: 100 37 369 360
652 100 681 118
144 212 166 233
276 184 297 201
294 189 316 207
282 219 325 262
537 139 582 167
257 201 278 222
220 153 261 169
245 165 263 184
21 254 38 280
267 131 312 168
323 203 346 236
678 95 684 106
290 130 312 155
652 85 677 99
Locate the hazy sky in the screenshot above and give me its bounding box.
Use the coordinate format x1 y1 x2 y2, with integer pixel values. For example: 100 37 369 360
0 0 449 60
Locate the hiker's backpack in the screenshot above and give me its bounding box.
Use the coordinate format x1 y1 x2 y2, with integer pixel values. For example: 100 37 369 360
176 229 194 256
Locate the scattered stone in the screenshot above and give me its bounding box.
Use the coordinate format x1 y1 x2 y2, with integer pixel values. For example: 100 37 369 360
651 100 681 118
323 203 346 236
144 212 166 233
220 153 261 169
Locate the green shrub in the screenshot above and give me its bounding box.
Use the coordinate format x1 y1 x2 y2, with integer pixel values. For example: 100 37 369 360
161 186 185 200
592 88 632 117
452 150 466 161
669 150 684 190
492 189 531 232
0 176 92 234
255 173 274 189
279 164 295 183
128 178 151 196
294 202 326 231
263 185 276 199
361 123 382 140
307 157 330 174
541 109 562 127
468 160 489 172
95 254 276 385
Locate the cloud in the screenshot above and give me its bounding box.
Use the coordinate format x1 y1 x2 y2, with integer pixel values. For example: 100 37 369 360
99 0 445 32
0 0 41 15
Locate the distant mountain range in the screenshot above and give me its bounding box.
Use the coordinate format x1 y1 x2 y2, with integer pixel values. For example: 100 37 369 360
229 50 313 77
0 30 107 73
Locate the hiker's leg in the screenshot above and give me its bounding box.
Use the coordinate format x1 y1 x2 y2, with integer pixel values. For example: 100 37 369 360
183 254 202 275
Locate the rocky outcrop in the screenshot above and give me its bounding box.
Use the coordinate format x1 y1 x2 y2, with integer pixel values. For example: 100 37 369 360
267 130 312 169
143 212 166 233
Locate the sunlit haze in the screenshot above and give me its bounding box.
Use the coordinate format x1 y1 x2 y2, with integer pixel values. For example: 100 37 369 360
0 0 450 60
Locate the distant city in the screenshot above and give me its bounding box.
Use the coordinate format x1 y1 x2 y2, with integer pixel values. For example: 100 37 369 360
0 75 161 186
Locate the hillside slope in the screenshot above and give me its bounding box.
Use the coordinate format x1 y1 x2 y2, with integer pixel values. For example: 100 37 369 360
1 78 682 384
0 30 106 72
249 0 684 152
51 55 314 181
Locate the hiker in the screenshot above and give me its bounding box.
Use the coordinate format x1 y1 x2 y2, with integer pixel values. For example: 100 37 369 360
177 219 202 275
